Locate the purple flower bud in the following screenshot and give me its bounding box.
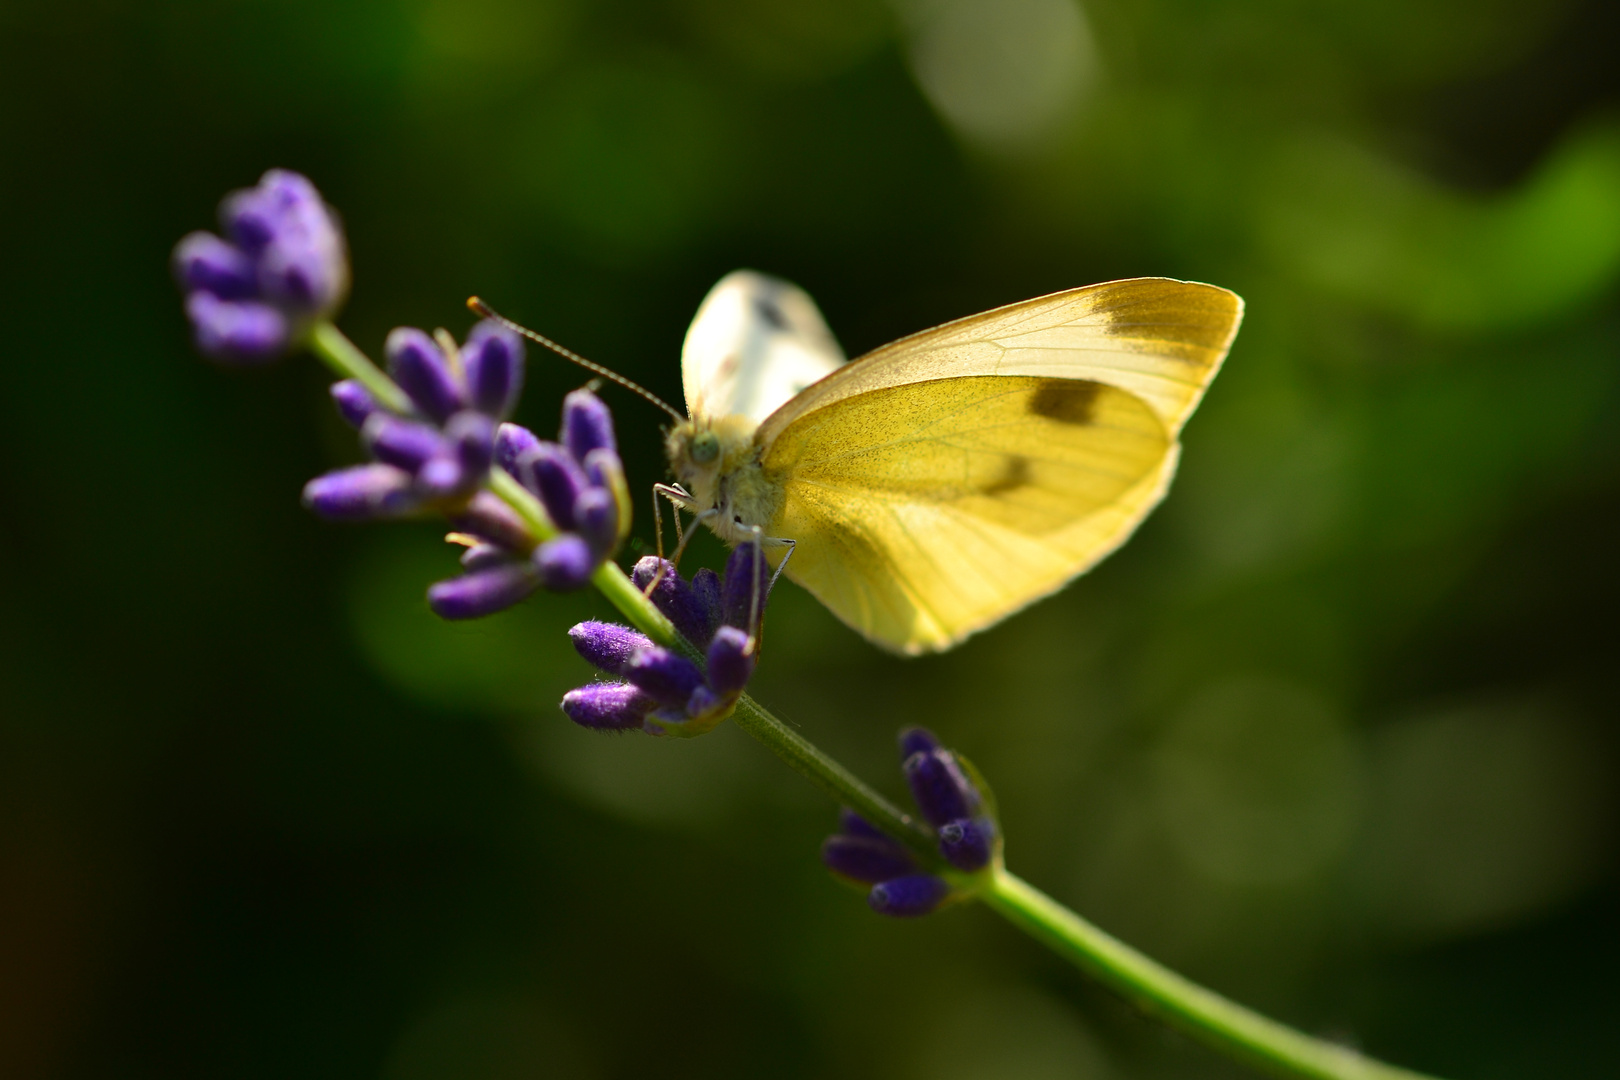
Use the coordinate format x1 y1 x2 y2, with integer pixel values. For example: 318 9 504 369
561 389 615 461
624 646 706 708
462 321 525 419
631 558 718 647
868 874 950 918
705 626 755 697
448 492 533 552
516 443 588 529
386 327 465 423
445 410 495 478
569 621 655 676
427 562 540 619
362 414 449 473
494 422 541 475
417 455 467 498
839 809 891 843
898 727 941 761
903 749 979 828
302 463 419 520
684 685 728 719
533 534 595 591
722 542 772 633
459 543 510 570
562 682 657 732
172 232 256 299
822 835 918 884
573 487 619 558
330 380 380 429
938 817 995 872
185 292 289 362
219 173 347 317
691 568 722 628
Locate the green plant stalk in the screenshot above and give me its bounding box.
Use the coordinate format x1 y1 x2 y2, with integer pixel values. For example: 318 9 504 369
306 321 1447 1080
983 872 1436 1080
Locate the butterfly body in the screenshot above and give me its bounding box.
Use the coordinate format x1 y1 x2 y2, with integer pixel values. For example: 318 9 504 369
668 271 1243 654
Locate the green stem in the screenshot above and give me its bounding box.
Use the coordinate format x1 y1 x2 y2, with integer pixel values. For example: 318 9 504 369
296 330 1445 1080
309 321 413 414
730 693 935 856
983 872 1438 1080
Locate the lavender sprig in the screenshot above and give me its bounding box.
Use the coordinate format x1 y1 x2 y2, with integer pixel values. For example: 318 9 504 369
173 169 348 363
821 725 1001 917
563 543 772 737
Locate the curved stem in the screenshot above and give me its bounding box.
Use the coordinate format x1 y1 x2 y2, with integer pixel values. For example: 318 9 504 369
309 321 413 414
298 327 1445 1080
983 872 1439 1080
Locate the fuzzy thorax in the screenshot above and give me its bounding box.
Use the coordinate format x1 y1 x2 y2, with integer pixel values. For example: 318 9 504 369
666 414 785 546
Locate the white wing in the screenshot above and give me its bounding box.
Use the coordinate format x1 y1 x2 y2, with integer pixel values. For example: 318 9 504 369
681 270 846 425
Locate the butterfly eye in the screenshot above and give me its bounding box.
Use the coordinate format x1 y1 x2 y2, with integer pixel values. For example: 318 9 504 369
690 431 720 464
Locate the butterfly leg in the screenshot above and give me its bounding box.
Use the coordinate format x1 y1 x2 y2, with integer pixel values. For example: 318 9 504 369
648 483 713 597
740 525 796 645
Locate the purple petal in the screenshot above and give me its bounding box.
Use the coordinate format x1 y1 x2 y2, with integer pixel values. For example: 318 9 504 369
623 646 705 708
690 569 723 629
362 414 449 473
185 292 288 363
257 232 348 315
722 542 772 634
868 875 950 918
705 626 754 697
427 562 540 620
301 463 419 520
516 442 588 529
462 320 526 419
172 232 256 299
416 454 467 498
938 817 995 873
631 558 716 647
562 683 657 732
822 835 918 884
568 621 655 676
330 380 380 429
386 327 465 423
684 685 727 719
898 726 941 761
903 749 979 828
561 389 615 461
448 491 533 552
573 487 618 558
445 410 495 478
533 534 595 591
494 422 541 475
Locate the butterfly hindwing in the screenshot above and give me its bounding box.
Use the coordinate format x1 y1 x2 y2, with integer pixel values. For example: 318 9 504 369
762 375 1174 653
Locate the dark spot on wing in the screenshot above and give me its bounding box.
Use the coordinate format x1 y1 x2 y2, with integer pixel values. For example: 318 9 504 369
1028 379 1101 425
980 455 1031 496
754 296 789 331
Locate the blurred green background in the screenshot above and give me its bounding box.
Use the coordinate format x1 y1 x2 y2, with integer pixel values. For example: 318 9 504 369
2 0 1618 1076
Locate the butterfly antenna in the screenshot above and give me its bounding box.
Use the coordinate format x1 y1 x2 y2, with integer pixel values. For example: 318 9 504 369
468 297 686 422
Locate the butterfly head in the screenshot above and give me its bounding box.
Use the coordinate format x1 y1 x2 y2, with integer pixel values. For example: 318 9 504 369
665 413 763 520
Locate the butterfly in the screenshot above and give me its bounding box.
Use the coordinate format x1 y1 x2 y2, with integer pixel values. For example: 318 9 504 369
658 271 1243 655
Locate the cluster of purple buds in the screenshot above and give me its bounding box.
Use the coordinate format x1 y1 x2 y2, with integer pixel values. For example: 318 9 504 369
822 727 999 917
423 389 632 618
562 543 773 737
301 320 524 530
173 169 349 363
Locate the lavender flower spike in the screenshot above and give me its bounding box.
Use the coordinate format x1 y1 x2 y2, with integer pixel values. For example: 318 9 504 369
174 169 348 364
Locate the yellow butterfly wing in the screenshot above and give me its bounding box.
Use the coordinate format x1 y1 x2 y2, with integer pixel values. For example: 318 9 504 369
755 278 1242 654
